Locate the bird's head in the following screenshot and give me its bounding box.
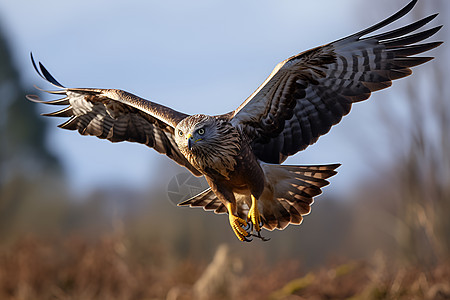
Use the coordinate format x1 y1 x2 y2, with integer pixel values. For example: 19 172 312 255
175 114 218 153
175 114 241 174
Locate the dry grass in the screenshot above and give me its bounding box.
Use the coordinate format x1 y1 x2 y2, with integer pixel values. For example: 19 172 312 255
269 257 450 300
0 235 448 300
0 234 203 300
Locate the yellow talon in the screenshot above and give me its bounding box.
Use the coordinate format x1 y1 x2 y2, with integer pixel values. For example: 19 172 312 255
229 214 250 241
226 203 250 241
247 195 262 232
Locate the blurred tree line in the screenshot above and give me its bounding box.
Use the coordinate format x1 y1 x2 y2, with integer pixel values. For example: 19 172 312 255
349 0 450 268
0 24 62 243
0 25 117 245
0 27 59 179
392 0 450 267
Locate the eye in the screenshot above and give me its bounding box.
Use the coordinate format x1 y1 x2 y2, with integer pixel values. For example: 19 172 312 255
178 130 183 137
197 128 205 135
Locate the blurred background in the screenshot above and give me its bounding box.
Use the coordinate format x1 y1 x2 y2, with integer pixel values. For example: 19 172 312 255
0 0 449 299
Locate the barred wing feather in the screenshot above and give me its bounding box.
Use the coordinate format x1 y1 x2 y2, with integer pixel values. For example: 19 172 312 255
230 0 442 164
27 56 202 176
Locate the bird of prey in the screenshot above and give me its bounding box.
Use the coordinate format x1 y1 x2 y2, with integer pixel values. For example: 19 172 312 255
28 0 441 242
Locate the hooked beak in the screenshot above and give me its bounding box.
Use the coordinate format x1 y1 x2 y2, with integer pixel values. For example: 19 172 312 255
187 134 194 150
187 133 202 151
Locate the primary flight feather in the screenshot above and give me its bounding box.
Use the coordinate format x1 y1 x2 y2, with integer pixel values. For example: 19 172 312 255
28 0 442 241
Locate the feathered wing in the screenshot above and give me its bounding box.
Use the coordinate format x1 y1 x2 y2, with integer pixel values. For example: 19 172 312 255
178 188 227 214
177 188 249 220
28 55 202 176
229 0 442 164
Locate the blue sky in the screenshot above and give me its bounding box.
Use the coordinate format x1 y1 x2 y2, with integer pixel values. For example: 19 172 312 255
0 0 446 198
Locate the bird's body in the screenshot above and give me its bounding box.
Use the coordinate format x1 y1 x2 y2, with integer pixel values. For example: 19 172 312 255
173 113 339 239
28 0 442 241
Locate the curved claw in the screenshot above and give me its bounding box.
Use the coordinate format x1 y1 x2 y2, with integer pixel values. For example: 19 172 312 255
259 236 271 242
243 235 253 242
229 214 252 242
243 221 252 233
252 231 271 242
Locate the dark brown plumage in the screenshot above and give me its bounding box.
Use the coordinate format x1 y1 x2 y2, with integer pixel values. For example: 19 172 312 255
28 0 442 241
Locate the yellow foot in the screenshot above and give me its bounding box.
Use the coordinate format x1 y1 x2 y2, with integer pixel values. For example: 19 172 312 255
247 195 262 232
226 202 252 242
229 213 252 242
247 195 270 241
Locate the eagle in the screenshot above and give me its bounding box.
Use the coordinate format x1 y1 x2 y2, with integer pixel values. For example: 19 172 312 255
28 0 441 242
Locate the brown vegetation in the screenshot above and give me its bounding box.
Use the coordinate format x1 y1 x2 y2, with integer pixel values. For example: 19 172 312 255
0 234 449 300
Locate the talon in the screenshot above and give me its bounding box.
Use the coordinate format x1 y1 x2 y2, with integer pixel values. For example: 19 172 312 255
243 221 251 232
243 235 253 242
228 213 251 241
225 202 252 242
252 231 271 242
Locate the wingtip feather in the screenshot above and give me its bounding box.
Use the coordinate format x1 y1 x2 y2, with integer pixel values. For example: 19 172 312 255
30 52 65 88
42 106 73 117
38 62 65 88
352 0 419 39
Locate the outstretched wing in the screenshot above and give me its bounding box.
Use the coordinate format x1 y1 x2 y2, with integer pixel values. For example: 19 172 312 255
229 0 442 164
28 55 202 176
